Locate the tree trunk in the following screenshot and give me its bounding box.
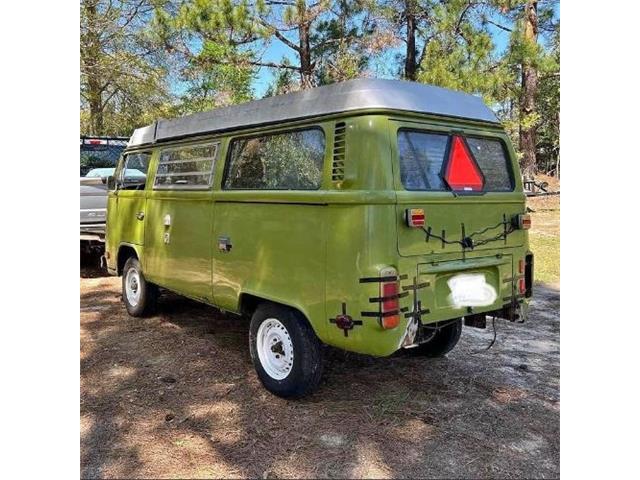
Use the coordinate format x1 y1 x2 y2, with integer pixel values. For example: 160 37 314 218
404 5 417 81
519 0 538 176
299 22 314 89
82 0 104 135
87 77 104 136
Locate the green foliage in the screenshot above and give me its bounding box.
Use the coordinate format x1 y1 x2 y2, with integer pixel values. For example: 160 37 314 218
535 23 560 175
152 0 258 113
497 0 559 174
417 1 511 106
80 0 173 136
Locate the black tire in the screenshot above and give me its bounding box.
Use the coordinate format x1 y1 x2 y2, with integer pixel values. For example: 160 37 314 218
249 303 324 398
121 256 158 317
411 319 463 357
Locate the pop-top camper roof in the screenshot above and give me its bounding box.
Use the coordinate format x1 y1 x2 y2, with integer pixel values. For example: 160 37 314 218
128 79 499 147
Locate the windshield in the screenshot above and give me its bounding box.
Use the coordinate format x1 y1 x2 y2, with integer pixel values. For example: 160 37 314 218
398 130 514 192
80 144 125 177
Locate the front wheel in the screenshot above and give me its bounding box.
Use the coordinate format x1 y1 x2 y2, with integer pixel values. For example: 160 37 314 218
249 303 324 398
122 257 158 317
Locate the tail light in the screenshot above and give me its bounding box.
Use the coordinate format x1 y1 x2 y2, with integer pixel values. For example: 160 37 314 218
518 259 524 274
518 277 526 295
379 267 400 329
405 208 425 228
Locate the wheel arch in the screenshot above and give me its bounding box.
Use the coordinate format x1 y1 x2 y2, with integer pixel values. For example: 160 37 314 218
116 243 143 276
239 292 318 330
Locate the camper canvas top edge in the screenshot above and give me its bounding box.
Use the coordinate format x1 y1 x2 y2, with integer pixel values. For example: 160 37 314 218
127 79 499 147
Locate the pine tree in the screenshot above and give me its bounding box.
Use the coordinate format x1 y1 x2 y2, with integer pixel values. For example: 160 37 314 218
416 0 511 105
490 0 558 175
154 0 372 94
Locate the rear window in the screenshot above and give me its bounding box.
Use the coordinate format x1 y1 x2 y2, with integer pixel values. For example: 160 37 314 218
398 130 513 192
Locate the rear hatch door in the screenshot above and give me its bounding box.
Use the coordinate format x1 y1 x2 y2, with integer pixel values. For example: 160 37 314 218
390 120 526 257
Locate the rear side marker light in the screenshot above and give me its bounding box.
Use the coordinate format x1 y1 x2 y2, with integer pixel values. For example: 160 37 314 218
515 213 531 230
380 268 400 329
405 208 425 228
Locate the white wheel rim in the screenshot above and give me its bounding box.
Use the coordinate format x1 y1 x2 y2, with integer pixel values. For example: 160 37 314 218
125 268 141 307
256 318 294 380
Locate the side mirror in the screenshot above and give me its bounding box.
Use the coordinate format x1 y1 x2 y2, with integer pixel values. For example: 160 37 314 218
106 175 117 190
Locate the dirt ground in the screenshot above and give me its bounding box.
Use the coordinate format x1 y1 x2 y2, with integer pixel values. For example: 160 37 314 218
81 252 559 479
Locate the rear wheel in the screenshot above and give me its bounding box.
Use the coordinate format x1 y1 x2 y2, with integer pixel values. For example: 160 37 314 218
411 319 463 357
249 303 324 398
122 257 158 317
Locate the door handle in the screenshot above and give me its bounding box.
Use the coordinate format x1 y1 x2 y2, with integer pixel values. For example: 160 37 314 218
136 211 145 221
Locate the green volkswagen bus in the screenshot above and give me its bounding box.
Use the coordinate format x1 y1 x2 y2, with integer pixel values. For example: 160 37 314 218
105 79 533 398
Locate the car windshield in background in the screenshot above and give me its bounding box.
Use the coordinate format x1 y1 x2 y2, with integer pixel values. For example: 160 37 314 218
398 131 513 192
80 144 125 177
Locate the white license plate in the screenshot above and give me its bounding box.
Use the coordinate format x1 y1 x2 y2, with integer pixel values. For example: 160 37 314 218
447 273 497 308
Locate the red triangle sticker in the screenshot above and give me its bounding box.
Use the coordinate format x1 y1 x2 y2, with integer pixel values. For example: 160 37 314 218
444 136 484 191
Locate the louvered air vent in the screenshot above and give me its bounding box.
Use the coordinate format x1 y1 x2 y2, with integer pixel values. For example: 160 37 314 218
331 122 346 182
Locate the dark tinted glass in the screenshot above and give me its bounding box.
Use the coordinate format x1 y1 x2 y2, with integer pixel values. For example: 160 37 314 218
224 129 325 190
398 131 449 191
398 131 514 192
465 138 513 191
80 144 125 176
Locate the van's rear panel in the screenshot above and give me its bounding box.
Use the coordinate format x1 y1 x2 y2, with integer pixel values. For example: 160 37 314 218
388 118 530 329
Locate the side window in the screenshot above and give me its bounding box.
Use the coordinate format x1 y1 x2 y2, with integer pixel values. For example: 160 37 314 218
154 142 219 190
119 152 152 190
224 128 325 190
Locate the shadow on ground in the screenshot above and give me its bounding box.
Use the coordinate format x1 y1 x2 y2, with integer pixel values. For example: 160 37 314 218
80 249 110 279
81 259 559 478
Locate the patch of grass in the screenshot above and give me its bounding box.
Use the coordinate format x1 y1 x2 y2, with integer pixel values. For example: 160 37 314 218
530 233 559 284
527 195 560 285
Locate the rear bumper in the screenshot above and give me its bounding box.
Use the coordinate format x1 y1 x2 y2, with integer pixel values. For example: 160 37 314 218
399 248 532 324
80 223 105 242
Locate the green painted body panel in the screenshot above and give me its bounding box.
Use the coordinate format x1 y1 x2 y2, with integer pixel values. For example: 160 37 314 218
144 191 215 301
106 109 530 358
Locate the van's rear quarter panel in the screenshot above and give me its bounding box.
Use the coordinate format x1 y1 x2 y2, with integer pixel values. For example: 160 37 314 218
324 203 408 356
